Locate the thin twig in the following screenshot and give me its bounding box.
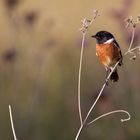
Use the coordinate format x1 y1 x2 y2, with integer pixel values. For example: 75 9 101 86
124 27 137 56
128 27 135 51
78 33 86 125
86 39 140 128
75 16 135 140
9 105 17 140
77 10 100 125
75 60 120 140
75 15 140 140
75 34 139 139
88 110 131 125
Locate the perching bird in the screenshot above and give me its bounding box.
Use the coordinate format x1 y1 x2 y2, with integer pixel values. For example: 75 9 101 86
91 31 122 82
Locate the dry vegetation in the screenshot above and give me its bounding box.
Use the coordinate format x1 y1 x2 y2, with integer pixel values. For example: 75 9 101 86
0 0 140 140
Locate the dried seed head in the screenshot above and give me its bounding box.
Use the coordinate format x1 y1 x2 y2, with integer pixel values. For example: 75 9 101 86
125 16 133 23
79 10 100 34
130 55 136 60
79 18 91 33
137 15 140 21
125 17 133 28
125 16 140 28
93 10 100 17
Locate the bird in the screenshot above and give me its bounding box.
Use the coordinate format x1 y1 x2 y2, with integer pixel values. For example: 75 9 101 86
91 31 122 82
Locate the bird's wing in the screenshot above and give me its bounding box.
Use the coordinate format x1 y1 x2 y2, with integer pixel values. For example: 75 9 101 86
113 40 123 66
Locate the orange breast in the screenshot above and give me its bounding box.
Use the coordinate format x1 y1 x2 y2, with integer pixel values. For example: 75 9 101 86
96 43 120 67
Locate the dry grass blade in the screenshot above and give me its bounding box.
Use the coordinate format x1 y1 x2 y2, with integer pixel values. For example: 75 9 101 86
9 105 17 140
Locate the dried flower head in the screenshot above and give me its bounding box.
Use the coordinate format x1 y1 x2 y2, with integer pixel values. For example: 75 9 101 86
137 15 140 22
125 15 140 28
79 18 91 33
93 10 100 17
125 16 133 28
130 55 136 60
79 10 100 34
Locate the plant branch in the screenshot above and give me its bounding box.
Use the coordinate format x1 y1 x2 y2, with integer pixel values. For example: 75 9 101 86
75 60 120 140
77 10 100 125
88 110 131 125
9 105 17 140
128 27 135 51
86 20 139 129
75 14 140 140
78 33 85 125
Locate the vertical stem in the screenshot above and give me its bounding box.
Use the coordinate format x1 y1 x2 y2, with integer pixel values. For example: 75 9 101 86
9 105 17 140
75 61 120 140
128 27 135 51
78 33 86 125
124 27 135 56
75 83 107 140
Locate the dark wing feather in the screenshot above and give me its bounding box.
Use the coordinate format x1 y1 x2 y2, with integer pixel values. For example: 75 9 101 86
113 40 123 66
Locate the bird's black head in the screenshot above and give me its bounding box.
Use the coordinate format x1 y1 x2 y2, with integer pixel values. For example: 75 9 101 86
91 31 114 44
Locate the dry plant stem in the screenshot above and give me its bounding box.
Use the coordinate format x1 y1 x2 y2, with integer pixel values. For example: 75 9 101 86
88 110 131 125
128 27 135 51
75 61 120 140
75 32 137 139
127 46 140 53
77 10 100 125
85 28 137 128
125 27 135 56
76 15 139 140
78 33 86 125
75 28 138 139
9 105 17 140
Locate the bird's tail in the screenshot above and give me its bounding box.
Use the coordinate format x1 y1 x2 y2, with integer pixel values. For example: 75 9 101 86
110 68 119 82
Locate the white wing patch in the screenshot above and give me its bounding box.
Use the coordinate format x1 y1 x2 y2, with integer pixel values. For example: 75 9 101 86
104 38 114 44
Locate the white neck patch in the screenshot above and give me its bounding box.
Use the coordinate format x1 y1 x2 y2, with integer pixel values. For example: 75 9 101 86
104 38 114 44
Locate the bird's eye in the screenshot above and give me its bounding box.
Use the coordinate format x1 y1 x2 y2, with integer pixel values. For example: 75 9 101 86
98 35 102 39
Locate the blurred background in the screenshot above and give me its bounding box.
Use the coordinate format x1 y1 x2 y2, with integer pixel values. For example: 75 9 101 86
0 0 140 139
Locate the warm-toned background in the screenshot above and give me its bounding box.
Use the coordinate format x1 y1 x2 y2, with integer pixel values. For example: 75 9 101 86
0 0 140 139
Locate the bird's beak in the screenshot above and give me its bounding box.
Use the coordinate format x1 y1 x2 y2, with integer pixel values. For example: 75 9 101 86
91 35 97 38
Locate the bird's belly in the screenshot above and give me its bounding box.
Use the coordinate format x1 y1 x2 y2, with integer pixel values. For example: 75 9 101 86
96 44 119 67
